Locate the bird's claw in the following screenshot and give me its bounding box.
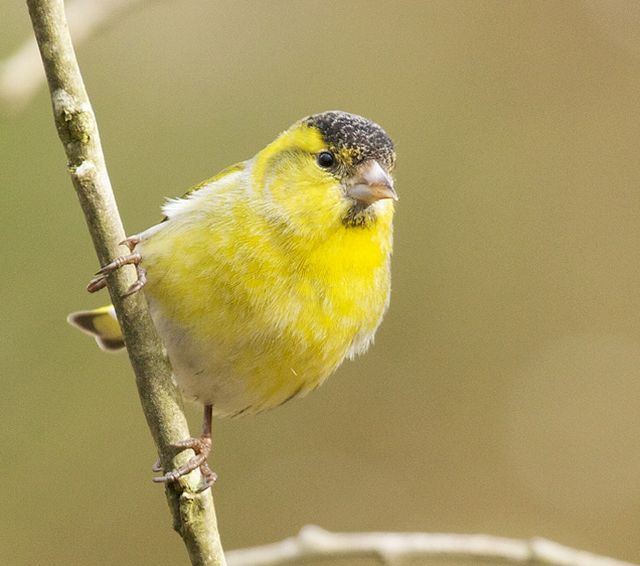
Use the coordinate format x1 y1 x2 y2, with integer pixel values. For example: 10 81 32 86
121 266 147 297
152 436 217 492
86 247 146 297
120 235 140 252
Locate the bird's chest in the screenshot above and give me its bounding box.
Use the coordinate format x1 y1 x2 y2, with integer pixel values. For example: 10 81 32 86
141 221 391 414
267 224 391 348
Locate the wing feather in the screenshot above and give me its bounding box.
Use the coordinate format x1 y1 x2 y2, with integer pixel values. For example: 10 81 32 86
161 161 246 221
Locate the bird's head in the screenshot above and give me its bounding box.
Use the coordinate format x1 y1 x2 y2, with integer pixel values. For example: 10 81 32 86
251 111 397 236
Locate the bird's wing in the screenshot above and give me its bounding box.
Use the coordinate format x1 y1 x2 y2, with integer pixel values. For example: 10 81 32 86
161 161 246 221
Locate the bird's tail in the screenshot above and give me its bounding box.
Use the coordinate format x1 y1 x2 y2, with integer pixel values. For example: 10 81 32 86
67 305 125 351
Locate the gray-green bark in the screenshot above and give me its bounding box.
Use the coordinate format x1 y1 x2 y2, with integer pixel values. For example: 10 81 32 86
26 1 225 564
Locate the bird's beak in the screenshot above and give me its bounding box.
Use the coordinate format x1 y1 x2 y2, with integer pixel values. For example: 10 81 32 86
346 160 398 206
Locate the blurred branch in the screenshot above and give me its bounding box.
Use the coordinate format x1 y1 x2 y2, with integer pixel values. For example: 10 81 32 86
26 1 226 565
227 526 637 566
1 0 144 114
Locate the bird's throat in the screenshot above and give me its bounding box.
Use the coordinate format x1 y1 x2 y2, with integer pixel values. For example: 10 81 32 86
342 202 377 228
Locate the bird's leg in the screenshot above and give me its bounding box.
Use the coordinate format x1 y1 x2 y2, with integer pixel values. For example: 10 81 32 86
152 404 217 491
86 235 146 296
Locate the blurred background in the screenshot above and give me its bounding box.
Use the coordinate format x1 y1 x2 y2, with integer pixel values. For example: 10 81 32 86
2 1 640 564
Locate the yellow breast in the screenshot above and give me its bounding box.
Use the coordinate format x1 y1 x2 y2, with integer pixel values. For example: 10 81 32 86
138 170 394 415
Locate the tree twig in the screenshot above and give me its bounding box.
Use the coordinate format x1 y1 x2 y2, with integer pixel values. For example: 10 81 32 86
2 0 145 113
226 526 637 566
26 1 226 564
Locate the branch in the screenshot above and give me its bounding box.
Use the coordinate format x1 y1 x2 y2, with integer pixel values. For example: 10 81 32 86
26 1 226 564
2 0 144 113
226 526 637 566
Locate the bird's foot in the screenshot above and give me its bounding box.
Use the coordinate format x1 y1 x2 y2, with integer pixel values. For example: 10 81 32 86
86 245 146 297
120 235 141 252
152 436 217 492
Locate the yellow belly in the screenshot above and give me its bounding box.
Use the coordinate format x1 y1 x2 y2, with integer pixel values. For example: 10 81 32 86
139 201 392 416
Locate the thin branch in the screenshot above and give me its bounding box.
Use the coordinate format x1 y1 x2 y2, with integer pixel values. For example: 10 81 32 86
1 0 144 113
26 1 226 564
226 526 637 566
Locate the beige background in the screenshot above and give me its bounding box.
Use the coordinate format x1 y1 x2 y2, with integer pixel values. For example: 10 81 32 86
2 1 640 564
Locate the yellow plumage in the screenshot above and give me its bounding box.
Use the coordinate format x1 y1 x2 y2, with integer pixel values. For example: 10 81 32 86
69 111 397 420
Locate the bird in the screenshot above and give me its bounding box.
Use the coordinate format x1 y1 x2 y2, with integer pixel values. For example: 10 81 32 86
68 110 397 488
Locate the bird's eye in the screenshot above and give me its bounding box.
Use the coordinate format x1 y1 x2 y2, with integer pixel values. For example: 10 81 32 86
317 151 335 169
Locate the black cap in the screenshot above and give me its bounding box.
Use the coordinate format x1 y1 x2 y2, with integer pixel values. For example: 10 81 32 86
304 111 395 171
